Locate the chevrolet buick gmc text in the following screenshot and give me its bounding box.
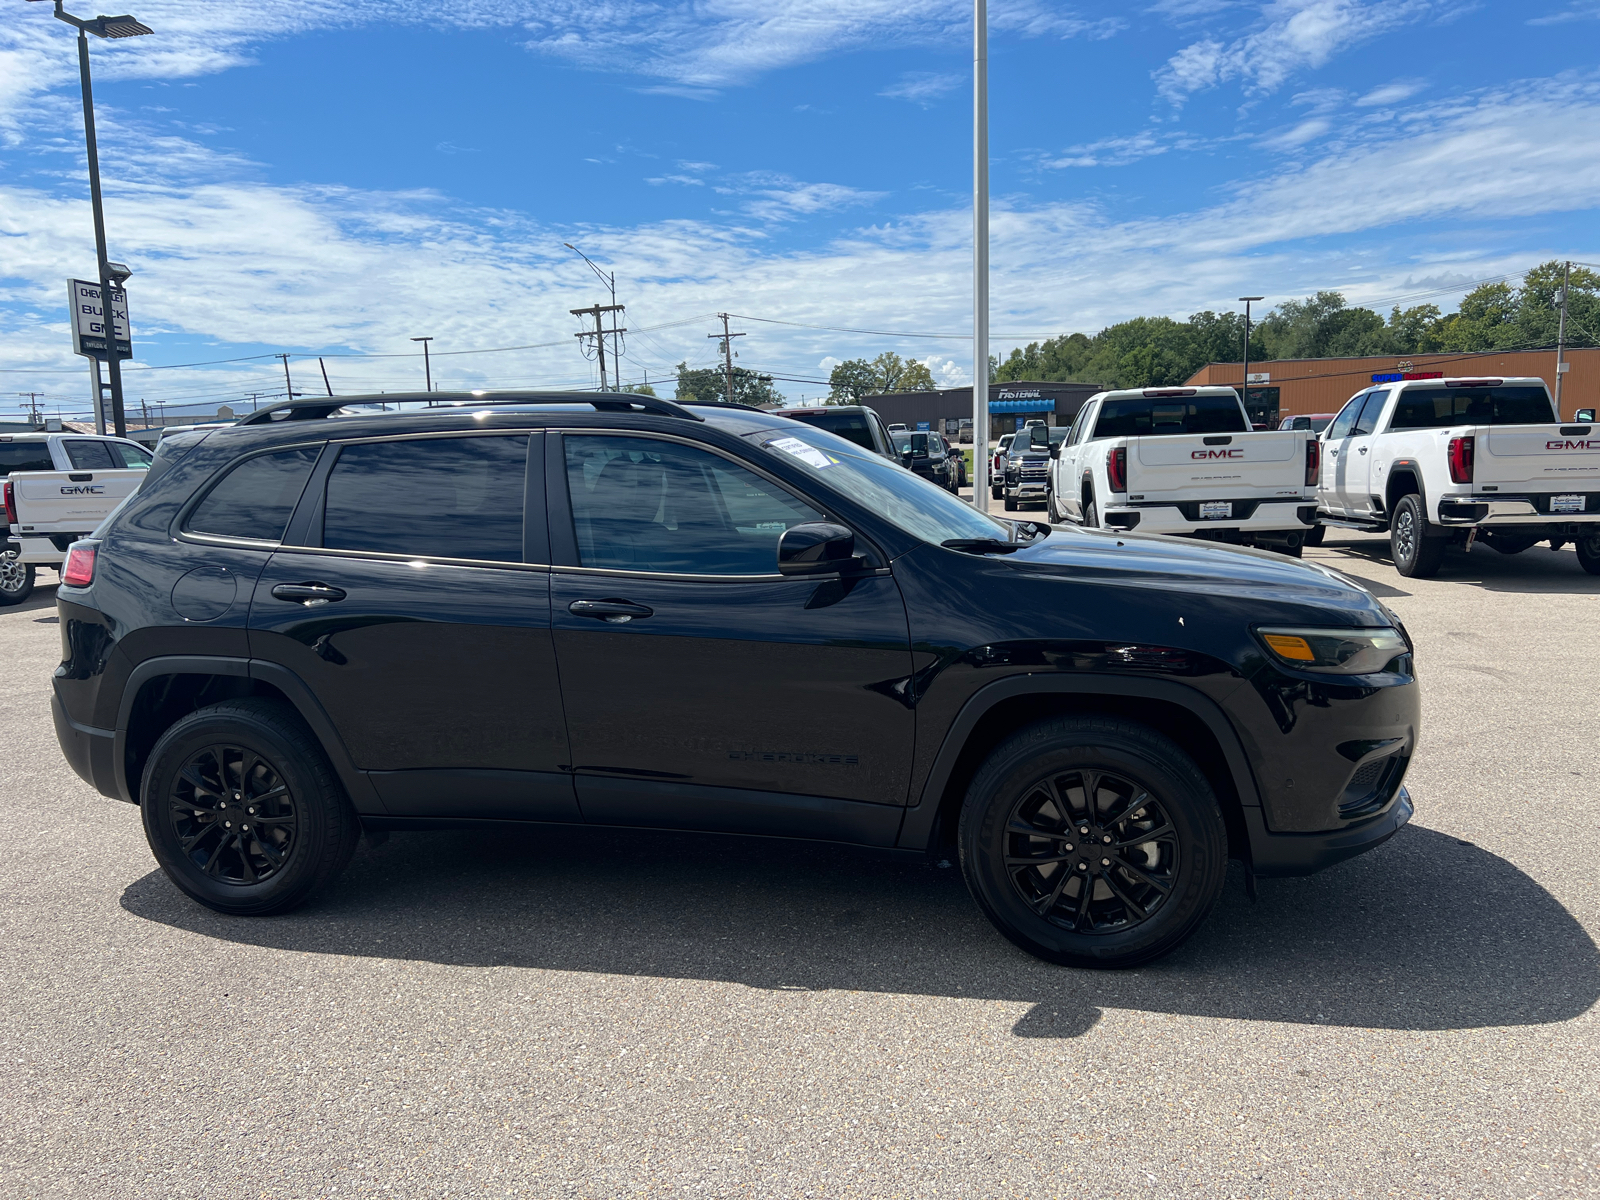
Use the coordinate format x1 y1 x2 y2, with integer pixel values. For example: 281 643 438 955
50 393 1418 967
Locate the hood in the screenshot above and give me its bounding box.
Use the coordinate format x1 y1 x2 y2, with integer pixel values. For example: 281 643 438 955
995 524 1390 628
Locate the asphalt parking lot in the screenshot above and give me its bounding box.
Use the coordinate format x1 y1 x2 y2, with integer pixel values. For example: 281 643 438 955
2 530 1597 1199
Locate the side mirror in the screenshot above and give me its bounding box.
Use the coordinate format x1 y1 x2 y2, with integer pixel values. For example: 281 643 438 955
900 450 913 468
778 522 857 576
1577 409 1596 422
1048 445 1060 460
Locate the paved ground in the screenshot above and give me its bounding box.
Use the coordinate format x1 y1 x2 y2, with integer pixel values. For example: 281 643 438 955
2 531 1597 1199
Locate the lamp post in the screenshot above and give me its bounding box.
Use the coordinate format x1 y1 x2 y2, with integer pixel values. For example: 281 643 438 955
31 1 152 438
411 336 434 392
1239 296 1264 423
972 0 990 511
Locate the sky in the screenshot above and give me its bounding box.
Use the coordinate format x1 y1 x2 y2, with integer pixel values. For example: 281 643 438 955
1 0 1598 419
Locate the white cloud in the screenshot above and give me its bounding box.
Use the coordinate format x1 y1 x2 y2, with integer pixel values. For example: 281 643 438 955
1155 0 1434 104
879 72 964 106
1257 116 1330 149
1527 3 1600 23
1036 130 1201 169
715 173 888 222
1355 79 1426 107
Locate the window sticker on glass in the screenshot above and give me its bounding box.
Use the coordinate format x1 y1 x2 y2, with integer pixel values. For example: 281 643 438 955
766 436 836 469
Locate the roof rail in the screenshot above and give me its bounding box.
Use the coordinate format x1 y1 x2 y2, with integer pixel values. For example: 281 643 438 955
235 390 704 426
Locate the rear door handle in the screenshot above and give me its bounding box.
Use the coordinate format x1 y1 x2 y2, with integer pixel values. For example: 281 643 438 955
569 599 653 623
271 582 347 607
1358 446 1368 454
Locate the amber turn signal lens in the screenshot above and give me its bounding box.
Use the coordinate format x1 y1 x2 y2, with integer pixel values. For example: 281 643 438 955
1262 633 1315 661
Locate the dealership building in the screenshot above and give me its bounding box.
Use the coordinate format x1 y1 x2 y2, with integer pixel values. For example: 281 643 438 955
1186 346 1598 425
858 381 1102 439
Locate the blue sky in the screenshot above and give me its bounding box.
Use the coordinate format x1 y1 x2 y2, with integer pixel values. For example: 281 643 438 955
1 0 1598 418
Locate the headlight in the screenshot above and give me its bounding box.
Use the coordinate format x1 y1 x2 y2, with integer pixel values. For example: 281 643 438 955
1257 626 1409 674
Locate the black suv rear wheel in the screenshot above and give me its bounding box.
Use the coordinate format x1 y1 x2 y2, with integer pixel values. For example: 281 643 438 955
959 717 1228 968
140 698 361 915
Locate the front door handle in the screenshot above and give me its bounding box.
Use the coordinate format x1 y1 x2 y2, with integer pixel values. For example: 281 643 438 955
1358 446 1368 454
569 598 654 623
271 582 347 607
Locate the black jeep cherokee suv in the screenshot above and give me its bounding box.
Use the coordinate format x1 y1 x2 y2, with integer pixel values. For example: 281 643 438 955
51 393 1418 967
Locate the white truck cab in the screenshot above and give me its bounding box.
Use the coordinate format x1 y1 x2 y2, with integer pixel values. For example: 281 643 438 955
1313 376 1600 576
1047 386 1318 554
2 432 151 604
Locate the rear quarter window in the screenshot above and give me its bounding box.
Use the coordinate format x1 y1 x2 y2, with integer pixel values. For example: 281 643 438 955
185 446 322 542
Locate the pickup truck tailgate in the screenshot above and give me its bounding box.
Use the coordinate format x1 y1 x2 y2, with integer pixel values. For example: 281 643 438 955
8 468 145 536
1127 430 1308 500
1478 425 1600 493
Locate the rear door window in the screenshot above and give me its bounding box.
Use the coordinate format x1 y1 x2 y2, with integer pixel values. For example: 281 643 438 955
0 444 56 475
110 442 153 468
64 440 118 470
186 446 322 543
1388 386 1555 429
322 436 528 562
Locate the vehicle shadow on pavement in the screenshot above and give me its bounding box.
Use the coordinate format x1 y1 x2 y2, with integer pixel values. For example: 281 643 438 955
1317 537 1600 596
0 582 60 618
121 822 1597 1038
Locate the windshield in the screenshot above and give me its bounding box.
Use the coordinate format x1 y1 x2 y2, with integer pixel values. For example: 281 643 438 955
1093 395 1247 437
1388 385 1555 429
784 409 878 453
752 425 1010 545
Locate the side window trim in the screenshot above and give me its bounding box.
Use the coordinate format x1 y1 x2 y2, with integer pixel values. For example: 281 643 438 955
548 428 879 577
281 442 340 548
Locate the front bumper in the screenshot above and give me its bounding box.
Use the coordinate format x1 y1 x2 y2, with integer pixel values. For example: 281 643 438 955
1244 786 1412 877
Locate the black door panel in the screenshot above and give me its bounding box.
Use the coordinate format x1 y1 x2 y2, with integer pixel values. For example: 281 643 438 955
576 775 903 845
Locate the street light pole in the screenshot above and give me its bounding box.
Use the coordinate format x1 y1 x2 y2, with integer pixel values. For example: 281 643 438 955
411 337 434 392
972 0 990 512
1239 296 1264 423
35 2 154 437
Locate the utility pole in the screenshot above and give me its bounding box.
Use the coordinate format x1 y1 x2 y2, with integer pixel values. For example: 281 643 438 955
710 314 745 405
1555 261 1571 417
277 353 296 404
410 337 434 392
15 393 45 426
571 304 626 391
1239 296 1264 421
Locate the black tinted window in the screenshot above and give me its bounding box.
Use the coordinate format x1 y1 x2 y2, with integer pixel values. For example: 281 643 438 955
64 440 117 470
187 446 321 542
1093 395 1247 438
0 444 55 475
1352 390 1388 436
323 436 527 562
111 442 152 468
1389 386 1555 430
787 410 875 452
566 435 822 575
1327 396 1364 441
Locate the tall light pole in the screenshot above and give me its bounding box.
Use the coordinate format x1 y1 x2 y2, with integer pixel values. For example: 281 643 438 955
564 243 625 391
411 336 434 392
1239 296 1264 422
31 1 152 438
972 0 990 511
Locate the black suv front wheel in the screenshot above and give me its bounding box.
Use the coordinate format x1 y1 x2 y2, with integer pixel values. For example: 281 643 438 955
959 717 1227 968
141 698 361 915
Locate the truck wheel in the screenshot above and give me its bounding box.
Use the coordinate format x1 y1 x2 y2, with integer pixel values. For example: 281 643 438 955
1048 489 1065 523
140 698 361 916
958 717 1228 968
1303 524 1326 547
0 550 35 606
1389 495 1445 578
1004 493 1018 512
1576 534 1600 576
1084 500 1099 529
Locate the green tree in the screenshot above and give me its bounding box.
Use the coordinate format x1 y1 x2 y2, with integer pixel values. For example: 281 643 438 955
674 361 783 407
826 351 937 403
620 381 658 397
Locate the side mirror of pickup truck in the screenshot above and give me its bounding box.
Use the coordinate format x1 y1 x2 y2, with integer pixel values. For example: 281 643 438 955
1048 445 1060 460
1576 408 1596 423
900 450 913 468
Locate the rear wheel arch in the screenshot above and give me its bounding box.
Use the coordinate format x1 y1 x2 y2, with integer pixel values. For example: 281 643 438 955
1385 462 1425 517
902 677 1256 868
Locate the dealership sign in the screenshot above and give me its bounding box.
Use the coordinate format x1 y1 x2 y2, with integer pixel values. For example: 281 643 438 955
67 279 131 360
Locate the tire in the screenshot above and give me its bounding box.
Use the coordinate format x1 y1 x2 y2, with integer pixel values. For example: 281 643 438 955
991 483 1003 500
1303 524 1326 547
1389 494 1445 578
1048 488 1065 523
1276 543 1304 558
1577 533 1600 576
958 717 1228 968
1004 492 1018 512
1084 500 1098 529
1484 534 1537 556
140 698 361 916
0 550 35 606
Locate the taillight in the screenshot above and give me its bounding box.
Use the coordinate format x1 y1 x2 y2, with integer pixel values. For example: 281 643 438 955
1305 438 1320 486
1447 436 1474 484
1107 446 1128 492
2 480 14 528
61 542 96 588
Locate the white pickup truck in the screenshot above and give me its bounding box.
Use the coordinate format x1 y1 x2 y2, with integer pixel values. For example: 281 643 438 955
1046 386 1319 554
2 432 150 605
1314 375 1600 577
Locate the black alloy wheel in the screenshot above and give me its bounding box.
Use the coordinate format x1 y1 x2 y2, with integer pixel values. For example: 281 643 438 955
1577 533 1600 576
1389 494 1445 578
959 717 1227 968
0 549 34 606
141 698 361 915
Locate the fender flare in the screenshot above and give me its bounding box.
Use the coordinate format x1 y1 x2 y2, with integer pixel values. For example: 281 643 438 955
112 654 383 812
1385 459 1428 520
894 673 1262 852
